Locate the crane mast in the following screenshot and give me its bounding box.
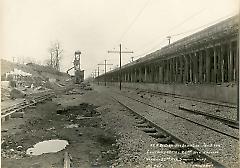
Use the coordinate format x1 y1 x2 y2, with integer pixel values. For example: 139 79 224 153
67 51 84 83
74 51 84 83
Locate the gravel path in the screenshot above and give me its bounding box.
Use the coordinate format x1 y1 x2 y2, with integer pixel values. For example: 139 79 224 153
94 85 196 168
120 89 239 139
108 88 239 168
131 90 238 121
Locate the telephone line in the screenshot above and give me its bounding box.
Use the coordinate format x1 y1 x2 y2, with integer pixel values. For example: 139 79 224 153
98 60 113 86
132 11 236 62
132 8 205 56
113 0 151 48
170 12 237 37
108 44 133 90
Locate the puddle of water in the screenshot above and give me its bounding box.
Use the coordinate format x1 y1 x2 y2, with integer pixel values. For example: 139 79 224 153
64 124 79 128
26 139 69 155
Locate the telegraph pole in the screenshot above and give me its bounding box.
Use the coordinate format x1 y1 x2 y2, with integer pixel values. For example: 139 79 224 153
97 66 100 85
94 69 97 78
98 60 113 86
56 48 59 71
167 36 171 45
108 44 133 90
131 57 134 62
50 51 53 67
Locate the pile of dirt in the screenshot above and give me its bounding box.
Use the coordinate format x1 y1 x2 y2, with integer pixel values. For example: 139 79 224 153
1 97 119 168
10 89 26 99
1 88 11 101
1 59 70 88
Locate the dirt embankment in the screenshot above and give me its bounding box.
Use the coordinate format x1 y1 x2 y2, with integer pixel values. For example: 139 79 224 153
1 88 119 168
1 59 69 81
1 59 72 101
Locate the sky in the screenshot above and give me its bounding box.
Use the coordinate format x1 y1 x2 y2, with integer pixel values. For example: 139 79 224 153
1 0 238 78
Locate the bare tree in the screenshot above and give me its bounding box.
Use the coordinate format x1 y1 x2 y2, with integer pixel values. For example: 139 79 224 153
43 59 51 66
47 47 54 67
48 41 63 71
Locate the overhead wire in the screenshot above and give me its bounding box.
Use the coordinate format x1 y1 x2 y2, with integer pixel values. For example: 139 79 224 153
132 11 237 60
133 8 205 56
112 0 151 48
107 3 237 71
113 5 204 65
170 12 237 37
134 39 166 59
107 0 151 71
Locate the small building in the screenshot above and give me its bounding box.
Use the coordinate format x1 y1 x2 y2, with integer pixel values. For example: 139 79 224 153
75 70 84 83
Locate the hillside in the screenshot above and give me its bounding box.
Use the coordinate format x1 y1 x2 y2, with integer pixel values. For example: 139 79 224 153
1 59 71 101
1 59 69 81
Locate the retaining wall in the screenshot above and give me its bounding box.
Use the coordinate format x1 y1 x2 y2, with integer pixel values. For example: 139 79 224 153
103 82 237 104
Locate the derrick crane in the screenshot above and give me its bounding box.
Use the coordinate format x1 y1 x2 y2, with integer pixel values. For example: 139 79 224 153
67 50 84 83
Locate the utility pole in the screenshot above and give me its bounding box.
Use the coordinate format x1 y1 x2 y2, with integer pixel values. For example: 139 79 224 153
50 51 53 67
108 44 133 90
94 69 97 79
131 57 134 62
98 60 113 86
55 47 59 70
97 66 100 85
167 36 171 45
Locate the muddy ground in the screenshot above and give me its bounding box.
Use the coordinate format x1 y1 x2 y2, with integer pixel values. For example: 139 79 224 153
1 87 119 168
1 85 193 168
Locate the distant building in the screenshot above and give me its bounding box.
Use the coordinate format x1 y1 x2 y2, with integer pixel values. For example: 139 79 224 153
75 70 84 83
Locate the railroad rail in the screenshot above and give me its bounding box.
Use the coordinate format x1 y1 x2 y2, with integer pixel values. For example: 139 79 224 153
179 106 239 129
1 100 28 113
132 89 239 129
1 92 55 122
111 96 226 168
136 89 237 109
116 91 238 140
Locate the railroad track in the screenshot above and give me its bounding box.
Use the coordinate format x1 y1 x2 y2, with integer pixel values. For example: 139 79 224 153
111 96 226 168
116 92 238 140
135 90 239 129
1 101 28 113
108 90 239 168
117 87 238 128
178 106 239 129
1 92 55 122
1 92 52 113
136 89 237 109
